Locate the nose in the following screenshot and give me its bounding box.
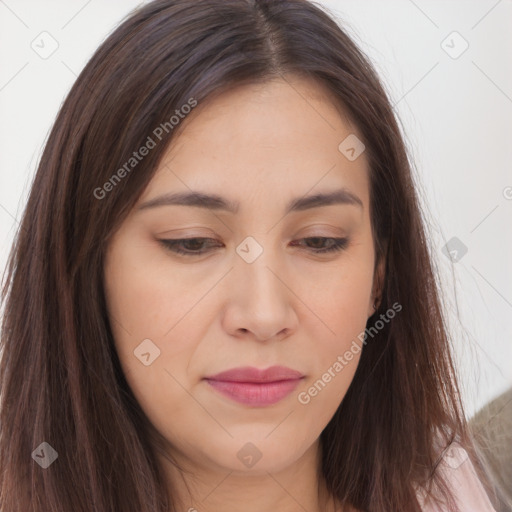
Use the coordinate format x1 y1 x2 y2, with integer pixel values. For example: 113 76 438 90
221 247 298 342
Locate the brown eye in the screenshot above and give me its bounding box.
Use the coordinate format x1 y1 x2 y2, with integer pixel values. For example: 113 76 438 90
290 237 349 254
159 238 223 256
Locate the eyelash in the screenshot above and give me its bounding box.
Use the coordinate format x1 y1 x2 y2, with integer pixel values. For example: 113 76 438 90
159 237 349 256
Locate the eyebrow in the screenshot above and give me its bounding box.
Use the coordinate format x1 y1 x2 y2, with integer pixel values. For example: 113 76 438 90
137 188 363 214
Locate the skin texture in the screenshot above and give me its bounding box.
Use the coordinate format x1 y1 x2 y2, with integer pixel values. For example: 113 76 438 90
103 75 382 512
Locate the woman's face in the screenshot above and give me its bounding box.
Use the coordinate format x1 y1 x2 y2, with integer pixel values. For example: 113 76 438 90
104 76 379 476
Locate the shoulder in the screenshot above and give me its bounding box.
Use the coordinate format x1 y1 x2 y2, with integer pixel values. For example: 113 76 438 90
417 441 497 512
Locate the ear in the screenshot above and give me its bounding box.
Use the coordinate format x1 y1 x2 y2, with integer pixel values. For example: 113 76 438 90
367 248 386 318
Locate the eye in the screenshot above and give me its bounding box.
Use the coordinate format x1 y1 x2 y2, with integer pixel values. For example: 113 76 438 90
159 237 222 256
290 237 349 254
159 236 349 256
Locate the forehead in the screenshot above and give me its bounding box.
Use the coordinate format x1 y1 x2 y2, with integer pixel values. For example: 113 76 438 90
139 75 370 212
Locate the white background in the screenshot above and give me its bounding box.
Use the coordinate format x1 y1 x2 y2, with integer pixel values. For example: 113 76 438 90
0 0 511 417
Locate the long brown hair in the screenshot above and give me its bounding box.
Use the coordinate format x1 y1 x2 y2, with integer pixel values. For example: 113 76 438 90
0 0 491 510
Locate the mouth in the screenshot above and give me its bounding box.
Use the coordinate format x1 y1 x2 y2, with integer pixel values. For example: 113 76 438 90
204 378 303 406
203 365 304 406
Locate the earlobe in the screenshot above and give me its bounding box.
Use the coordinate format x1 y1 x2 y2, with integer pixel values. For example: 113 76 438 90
367 300 377 319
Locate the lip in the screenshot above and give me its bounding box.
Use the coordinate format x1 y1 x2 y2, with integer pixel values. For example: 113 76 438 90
204 366 304 406
205 365 303 383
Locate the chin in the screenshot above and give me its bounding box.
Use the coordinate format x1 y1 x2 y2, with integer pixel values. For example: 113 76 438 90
202 436 313 475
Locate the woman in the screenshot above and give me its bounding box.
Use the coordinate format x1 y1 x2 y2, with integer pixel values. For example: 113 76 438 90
0 0 499 510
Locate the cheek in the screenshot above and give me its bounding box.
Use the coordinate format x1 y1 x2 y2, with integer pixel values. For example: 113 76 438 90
296 247 375 343
103 248 202 437
293 248 374 407
292 283 370 430
103 237 210 345
103 240 220 407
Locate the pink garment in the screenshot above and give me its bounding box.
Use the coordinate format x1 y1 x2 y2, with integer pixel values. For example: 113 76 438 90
417 442 496 511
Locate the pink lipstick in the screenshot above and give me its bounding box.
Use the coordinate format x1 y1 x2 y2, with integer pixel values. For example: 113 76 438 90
204 365 304 406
